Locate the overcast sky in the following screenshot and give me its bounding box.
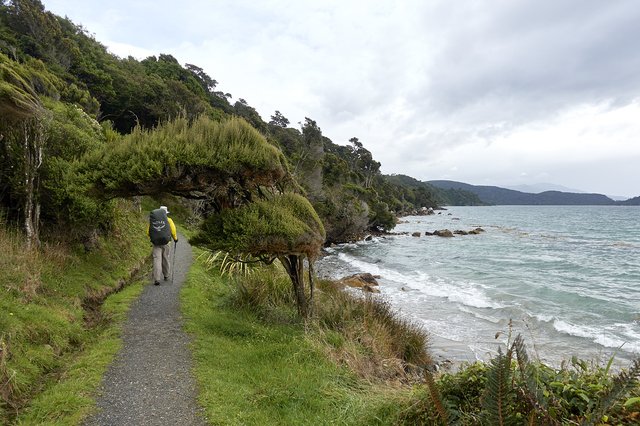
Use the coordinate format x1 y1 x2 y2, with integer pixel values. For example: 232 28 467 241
44 0 640 198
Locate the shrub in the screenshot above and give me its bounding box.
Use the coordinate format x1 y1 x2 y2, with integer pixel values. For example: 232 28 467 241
411 334 640 425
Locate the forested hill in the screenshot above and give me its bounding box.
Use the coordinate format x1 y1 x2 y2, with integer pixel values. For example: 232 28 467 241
0 0 443 246
385 174 487 206
619 196 640 206
428 180 637 205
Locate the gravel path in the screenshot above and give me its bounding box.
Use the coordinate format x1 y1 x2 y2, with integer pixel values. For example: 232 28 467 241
84 236 207 426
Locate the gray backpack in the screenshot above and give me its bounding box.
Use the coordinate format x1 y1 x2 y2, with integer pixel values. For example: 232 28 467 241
149 208 171 245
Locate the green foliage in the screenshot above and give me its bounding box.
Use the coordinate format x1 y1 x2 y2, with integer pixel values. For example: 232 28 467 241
85 115 290 200
38 99 110 230
192 193 325 258
200 250 259 277
314 188 370 242
0 53 66 124
234 98 267 133
269 110 290 128
227 263 298 322
481 347 515 426
0 57 110 236
0 201 149 424
583 358 640 425
405 335 640 425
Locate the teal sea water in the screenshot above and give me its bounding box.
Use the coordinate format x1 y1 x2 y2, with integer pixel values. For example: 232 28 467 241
316 206 640 367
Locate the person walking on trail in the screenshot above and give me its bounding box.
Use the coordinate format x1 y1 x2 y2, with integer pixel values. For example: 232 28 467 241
147 205 178 285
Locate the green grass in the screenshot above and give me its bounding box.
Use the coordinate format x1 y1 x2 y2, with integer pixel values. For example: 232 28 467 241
182 248 412 425
0 200 151 425
14 279 146 425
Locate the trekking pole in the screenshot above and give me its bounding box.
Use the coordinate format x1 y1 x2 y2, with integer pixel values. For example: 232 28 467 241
171 240 177 284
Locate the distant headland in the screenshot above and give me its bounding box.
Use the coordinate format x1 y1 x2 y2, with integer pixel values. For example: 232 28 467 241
427 180 640 206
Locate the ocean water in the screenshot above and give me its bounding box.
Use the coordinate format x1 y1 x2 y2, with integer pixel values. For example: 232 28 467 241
316 206 640 367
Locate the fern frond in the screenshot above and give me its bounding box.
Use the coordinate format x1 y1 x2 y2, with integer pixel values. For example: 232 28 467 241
513 334 558 425
482 346 514 426
423 370 449 425
581 357 640 426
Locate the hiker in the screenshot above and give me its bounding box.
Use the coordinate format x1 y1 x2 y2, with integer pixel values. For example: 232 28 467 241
148 205 178 285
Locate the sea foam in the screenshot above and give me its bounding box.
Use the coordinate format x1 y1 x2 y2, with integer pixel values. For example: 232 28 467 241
337 253 504 310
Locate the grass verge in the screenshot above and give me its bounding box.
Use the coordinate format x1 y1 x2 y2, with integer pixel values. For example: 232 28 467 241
1 200 150 425
14 278 146 425
182 248 417 425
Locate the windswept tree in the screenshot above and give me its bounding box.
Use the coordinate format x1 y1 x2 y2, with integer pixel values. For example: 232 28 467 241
269 110 289 128
84 115 291 205
191 193 325 318
85 115 325 316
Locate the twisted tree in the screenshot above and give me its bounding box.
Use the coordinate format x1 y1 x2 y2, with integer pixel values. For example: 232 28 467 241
191 193 325 317
84 115 291 205
85 115 325 316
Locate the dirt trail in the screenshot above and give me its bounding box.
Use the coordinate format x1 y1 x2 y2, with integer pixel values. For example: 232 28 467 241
84 235 207 425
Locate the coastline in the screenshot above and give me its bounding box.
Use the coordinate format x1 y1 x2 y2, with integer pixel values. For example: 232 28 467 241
318 206 640 374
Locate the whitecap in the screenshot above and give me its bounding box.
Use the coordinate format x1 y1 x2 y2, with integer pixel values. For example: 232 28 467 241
458 306 502 324
553 320 640 353
336 253 506 311
553 319 598 339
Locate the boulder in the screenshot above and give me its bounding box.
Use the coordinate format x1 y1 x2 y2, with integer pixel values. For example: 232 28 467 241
339 273 380 288
468 227 485 234
453 230 468 235
424 231 434 236
363 284 380 293
411 232 421 237
417 206 435 216
434 229 454 237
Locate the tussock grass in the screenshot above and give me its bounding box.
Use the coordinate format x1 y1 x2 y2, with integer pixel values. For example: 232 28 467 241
228 264 298 322
204 256 432 382
0 200 150 424
312 279 432 382
183 248 417 425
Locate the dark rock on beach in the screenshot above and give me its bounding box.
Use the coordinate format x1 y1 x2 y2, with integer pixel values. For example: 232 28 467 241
433 229 454 237
423 228 485 237
338 273 380 289
468 227 485 234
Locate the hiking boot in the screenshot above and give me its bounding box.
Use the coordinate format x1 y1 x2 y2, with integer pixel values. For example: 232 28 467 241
154 280 160 286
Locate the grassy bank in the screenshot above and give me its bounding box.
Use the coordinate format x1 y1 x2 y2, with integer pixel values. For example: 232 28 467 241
0 200 150 425
181 249 427 425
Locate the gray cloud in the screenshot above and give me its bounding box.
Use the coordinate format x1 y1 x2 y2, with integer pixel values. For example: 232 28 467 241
421 1 640 120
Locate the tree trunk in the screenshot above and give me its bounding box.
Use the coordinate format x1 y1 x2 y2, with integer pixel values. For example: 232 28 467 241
308 259 315 308
22 120 44 250
280 254 310 318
